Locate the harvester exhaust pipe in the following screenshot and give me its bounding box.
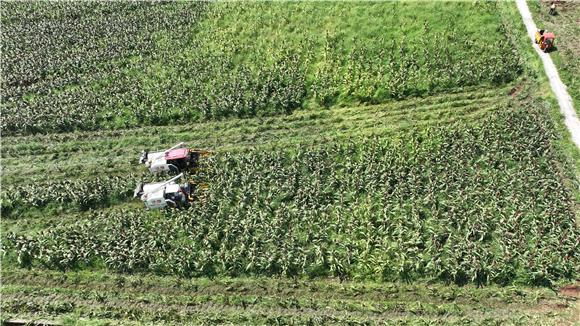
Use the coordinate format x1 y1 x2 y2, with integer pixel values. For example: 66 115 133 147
165 142 185 153
164 173 184 184
147 173 185 195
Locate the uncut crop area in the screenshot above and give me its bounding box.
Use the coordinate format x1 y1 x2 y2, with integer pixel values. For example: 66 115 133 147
1 1 579 325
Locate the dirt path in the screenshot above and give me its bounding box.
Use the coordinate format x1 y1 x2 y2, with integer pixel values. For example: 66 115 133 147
516 0 580 149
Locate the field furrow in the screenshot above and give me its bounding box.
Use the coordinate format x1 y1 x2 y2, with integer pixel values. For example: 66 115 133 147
1 269 574 326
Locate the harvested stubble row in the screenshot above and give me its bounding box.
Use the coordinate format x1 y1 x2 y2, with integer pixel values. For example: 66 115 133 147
0 86 511 188
2 268 570 325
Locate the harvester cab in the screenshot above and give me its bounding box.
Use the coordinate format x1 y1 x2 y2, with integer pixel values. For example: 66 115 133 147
133 173 195 209
535 29 555 52
139 142 209 174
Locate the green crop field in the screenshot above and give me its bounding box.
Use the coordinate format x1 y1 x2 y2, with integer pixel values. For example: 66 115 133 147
1 1 522 135
1 1 579 325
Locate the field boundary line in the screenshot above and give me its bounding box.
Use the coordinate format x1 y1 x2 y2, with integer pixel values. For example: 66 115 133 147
516 0 580 148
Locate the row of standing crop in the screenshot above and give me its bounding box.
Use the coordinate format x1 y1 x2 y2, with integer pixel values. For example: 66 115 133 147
1 2 522 135
7 105 578 286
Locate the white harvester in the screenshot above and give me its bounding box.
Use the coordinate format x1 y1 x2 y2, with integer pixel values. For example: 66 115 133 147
133 173 195 209
139 142 209 174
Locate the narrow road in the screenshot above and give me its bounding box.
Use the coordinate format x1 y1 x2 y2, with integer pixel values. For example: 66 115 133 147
516 0 580 149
